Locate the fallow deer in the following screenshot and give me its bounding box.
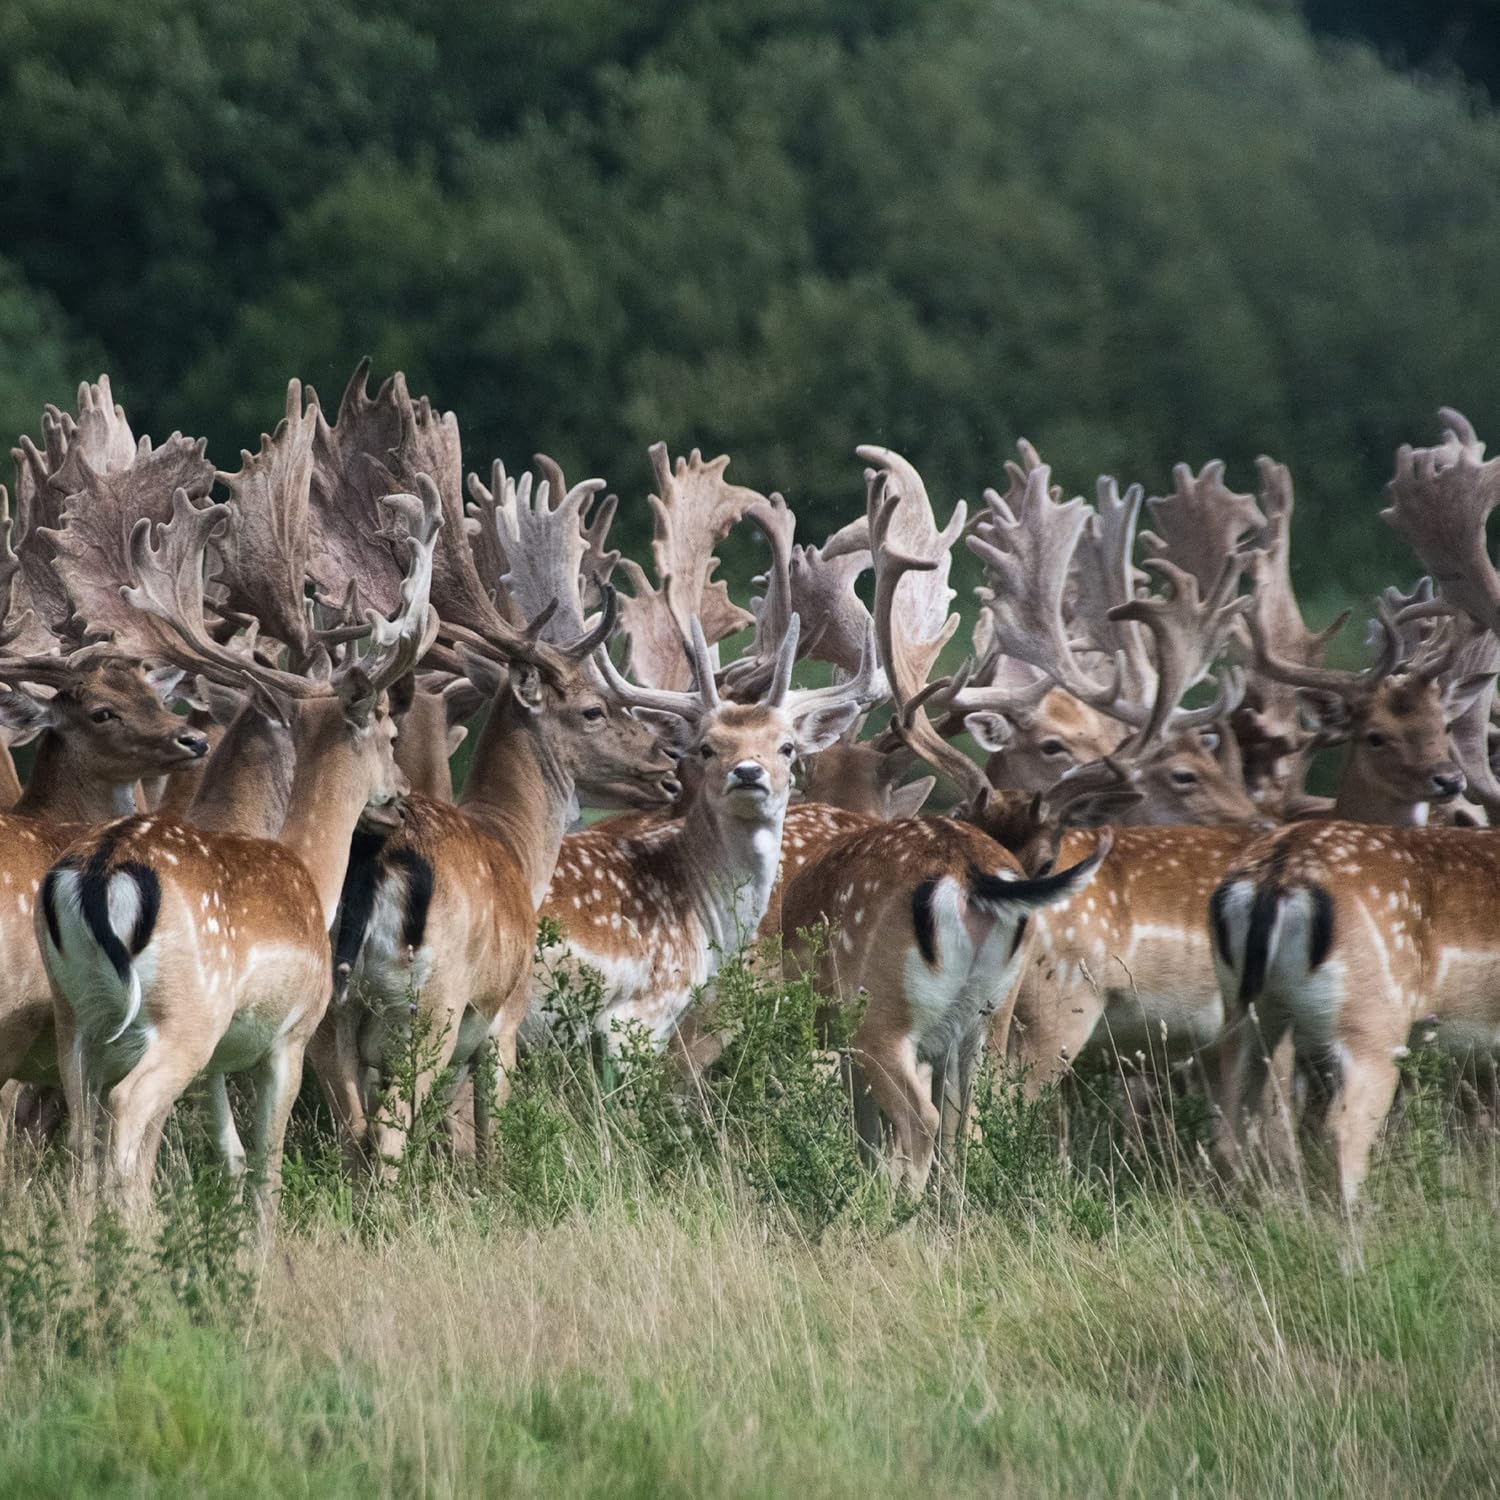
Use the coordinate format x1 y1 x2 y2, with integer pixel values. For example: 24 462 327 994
312 443 681 1169
0 389 224 1100
778 459 1123 1190
40 470 441 1215
1211 410 1500 1206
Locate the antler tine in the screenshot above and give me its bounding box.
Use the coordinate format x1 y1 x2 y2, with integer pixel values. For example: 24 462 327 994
592 645 701 721
337 476 443 699
783 617 888 720
1246 587 1400 700
966 465 1119 707
1070 475 1153 700
720 493 797 701
215 378 318 665
1107 556 1250 749
1140 460 1266 600
617 443 760 691
1376 578 1444 666
1383 407 1500 633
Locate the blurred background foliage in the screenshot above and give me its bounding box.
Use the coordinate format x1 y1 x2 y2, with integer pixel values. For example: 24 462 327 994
0 0 1497 620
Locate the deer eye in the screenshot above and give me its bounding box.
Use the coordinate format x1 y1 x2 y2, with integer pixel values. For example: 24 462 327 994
779 741 795 758
90 708 118 724
1366 731 1387 749
1039 738 1067 757
1170 769 1199 788
699 743 715 759
582 706 605 722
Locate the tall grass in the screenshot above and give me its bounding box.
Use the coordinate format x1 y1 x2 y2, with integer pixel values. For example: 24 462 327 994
0 941 1493 1497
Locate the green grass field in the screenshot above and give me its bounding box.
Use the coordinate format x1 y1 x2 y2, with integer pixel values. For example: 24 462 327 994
0 955 1494 1498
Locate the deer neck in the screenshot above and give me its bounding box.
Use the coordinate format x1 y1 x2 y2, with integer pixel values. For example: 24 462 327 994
186 705 293 838
13 732 137 823
276 709 379 926
676 794 786 954
457 690 575 905
395 688 454 802
1332 755 1427 826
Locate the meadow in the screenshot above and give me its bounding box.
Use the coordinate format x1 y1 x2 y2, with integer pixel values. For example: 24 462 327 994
0 944 1493 1499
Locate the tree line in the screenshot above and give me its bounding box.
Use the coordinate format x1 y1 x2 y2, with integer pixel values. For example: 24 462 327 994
2 0 1498 608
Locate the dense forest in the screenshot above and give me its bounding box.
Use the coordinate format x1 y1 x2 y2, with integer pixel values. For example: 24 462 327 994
1 0 1498 606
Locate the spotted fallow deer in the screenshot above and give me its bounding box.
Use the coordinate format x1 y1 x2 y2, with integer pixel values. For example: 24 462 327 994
40 469 440 1215
964 454 1257 824
312 449 681 1170
960 440 1490 1095
534 596 870 1049
0 391 222 1099
778 460 1123 1191
1211 410 1500 1207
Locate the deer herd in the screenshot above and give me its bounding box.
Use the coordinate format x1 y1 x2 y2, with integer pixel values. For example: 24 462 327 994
0 364 1494 1220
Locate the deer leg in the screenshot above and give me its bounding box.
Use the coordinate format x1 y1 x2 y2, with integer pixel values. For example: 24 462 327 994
305 1008 371 1171
1214 1008 1290 1184
372 985 462 1178
55 1008 100 1184
246 1040 305 1221
857 1036 940 1194
104 1044 207 1216
203 1073 247 1178
1318 1046 1401 1214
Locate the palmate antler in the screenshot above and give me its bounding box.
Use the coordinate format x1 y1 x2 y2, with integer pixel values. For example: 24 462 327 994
214 379 319 665
1383 407 1500 633
1140 460 1266 601
863 459 997 811
115 479 441 721
968 459 1249 748
46 419 216 653
307 361 581 679
466 456 606 644
616 444 760 691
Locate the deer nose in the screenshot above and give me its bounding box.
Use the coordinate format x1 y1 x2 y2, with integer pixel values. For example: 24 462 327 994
176 732 210 758
1430 769 1465 800
730 761 767 788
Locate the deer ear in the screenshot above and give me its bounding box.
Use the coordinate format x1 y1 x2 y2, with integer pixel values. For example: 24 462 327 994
508 664 545 713
196 677 248 728
794 701 861 756
336 666 379 727
632 707 695 758
885 776 936 820
0 690 56 736
446 724 469 758
146 665 187 705
963 711 1012 754
456 645 506 702
1445 671 1495 720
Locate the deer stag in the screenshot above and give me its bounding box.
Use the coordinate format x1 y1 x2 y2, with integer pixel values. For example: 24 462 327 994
778 453 1120 1191
316 437 680 1171
964 457 1258 823
0 387 222 1099
1211 409 1500 1207
40 455 440 1215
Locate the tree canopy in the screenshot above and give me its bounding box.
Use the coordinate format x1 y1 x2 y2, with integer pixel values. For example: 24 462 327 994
1 0 1497 609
